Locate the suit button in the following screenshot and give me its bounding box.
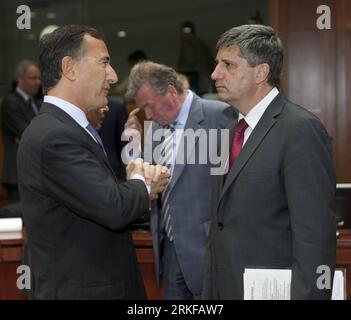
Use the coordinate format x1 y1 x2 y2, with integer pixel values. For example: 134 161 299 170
218 222 224 230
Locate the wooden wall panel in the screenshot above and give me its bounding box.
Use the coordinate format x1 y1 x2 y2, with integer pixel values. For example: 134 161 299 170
270 0 351 182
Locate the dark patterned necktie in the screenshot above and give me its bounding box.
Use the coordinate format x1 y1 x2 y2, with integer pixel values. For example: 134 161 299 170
86 123 107 156
27 98 38 116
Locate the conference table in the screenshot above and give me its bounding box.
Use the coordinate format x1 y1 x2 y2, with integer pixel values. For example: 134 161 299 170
0 229 350 300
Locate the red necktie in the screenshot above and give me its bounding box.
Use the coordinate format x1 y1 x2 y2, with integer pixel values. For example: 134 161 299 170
228 119 248 173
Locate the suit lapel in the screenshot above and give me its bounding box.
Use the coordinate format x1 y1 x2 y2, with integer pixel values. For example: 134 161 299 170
40 103 117 181
169 95 205 192
219 93 287 204
210 120 235 204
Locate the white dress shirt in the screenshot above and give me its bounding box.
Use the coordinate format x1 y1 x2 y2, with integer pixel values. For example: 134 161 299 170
239 87 279 146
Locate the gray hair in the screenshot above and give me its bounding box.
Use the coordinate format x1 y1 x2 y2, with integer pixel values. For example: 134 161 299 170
125 61 184 102
15 60 37 78
217 25 283 87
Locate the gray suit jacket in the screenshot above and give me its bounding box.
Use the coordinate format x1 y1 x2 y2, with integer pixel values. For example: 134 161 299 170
203 93 336 300
150 93 235 295
1 91 40 185
17 103 149 299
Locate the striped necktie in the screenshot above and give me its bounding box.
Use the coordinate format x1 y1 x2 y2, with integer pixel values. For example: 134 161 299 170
160 123 176 241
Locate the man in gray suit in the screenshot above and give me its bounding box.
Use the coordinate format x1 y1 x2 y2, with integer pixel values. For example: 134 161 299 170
203 25 336 299
1 60 41 202
124 61 235 299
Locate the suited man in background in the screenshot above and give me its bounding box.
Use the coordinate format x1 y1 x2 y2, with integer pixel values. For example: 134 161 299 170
124 61 235 299
87 100 128 181
99 99 129 181
1 60 41 202
203 25 336 300
17 25 169 299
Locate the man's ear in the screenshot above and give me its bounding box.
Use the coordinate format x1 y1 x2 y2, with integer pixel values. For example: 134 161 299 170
61 56 76 81
167 84 178 98
255 63 270 85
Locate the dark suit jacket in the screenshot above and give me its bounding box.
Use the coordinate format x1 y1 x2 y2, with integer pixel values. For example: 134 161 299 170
1 91 40 185
203 93 336 300
17 103 149 300
150 94 235 295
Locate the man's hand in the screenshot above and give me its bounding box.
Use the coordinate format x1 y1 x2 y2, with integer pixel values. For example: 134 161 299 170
127 159 171 200
124 108 142 134
126 158 144 180
144 163 171 200
123 108 143 156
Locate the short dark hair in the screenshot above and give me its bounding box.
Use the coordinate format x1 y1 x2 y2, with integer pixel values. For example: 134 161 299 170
39 24 105 94
217 25 284 87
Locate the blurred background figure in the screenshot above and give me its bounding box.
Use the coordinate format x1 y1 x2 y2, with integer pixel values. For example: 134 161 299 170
177 73 190 90
86 105 110 131
177 21 214 96
87 99 129 181
110 50 148 150
99 99 129 181
0 60 41 202
111 50 148 100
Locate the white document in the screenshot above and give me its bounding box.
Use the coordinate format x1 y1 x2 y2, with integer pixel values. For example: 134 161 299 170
0 218 23 233
244 268 344 300
331 270 345 300
244 268 291 300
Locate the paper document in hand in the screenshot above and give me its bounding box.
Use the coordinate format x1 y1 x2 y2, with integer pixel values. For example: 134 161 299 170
244 268 345 300
331 270 345 300
244 268 291 300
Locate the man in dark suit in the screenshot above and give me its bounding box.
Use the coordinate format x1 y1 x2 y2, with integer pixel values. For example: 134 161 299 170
99 98 129 181
202 25 336 300
124 61 235 299
86 99 128 181
1 60 41 202
17 25 169 299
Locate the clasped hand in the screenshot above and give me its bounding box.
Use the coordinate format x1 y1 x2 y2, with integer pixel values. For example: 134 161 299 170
127 158 171 200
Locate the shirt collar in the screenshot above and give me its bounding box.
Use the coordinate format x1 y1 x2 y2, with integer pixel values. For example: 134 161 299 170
239 87 279 130
174 89 193 128
16 87 30 102
44 96 90 129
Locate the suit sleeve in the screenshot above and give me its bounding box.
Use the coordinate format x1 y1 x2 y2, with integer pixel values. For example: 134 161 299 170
283 116 336 299
40 130 149 230
1 96 30 137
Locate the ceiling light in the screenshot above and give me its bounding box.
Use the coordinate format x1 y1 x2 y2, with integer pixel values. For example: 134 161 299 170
117 31 127 38
46 12 57 19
